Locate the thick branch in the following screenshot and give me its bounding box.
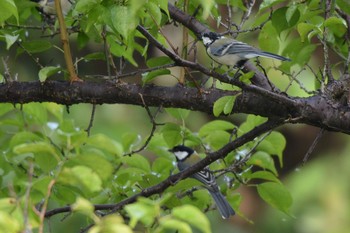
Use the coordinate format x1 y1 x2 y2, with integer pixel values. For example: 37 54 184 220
1 81 350 134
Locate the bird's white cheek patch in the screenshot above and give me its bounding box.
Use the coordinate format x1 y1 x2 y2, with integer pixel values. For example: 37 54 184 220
174 151 189 160
202 37 212 46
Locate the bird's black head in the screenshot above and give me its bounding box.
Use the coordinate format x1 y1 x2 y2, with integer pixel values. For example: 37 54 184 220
169 145 194 161
201 32 221 46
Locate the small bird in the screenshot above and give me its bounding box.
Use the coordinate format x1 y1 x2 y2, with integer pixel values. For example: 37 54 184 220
169 145 235 219
31 0 73 17
201 32 290 67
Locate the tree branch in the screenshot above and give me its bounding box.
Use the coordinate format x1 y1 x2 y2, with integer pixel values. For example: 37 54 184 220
45 119 282 218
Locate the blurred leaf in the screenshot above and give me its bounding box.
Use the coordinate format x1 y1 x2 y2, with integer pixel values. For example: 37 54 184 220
172 205 211 233
257 182 293 215
9 131 42 148
38 66 62 82
122 132 141 152
23 103 48 124
13 142 60 162
83 52 105 61
0 103 13 117
58 166 102 194
146 56 173 68
89 215 133 233
19 40 52 54
257 131 286 166
69 152 114 181
111 5 138 40
0 0 18 24
72 197 95 217
142 69 170 85
213 95 236 117
125 197 159 228
0 212 21 233
152 157 173 175
337 0 350 15
297 22 320 42
86 134 123 157
259 0 286 11
238 115 267 135
247 151 277 175
145 2 162 26
4 34 19 50
158 218 192 233
199 120 235 137
121 153 151 172
0 198 16 212
165 108 190 120
324 17 347 37
43 102 64 123
162 123 183 147
259 22 280 54
247 171 280 183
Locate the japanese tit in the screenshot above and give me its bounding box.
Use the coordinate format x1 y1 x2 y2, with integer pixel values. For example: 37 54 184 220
169 145 235 219
202 32 290 67
31 0 73 16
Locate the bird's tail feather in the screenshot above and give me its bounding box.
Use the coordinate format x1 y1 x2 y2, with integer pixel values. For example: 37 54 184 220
259 51 291 61
208 190 235 219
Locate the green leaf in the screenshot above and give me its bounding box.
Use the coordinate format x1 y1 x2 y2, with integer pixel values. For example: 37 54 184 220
69 152 114 181
83 52 106 61
238 115 267 135
23 103 48 124
324 17 347 37
0 103 13 117
247 171 280 183
141 69 170 85
145 2 162 26
213 95 236 117
158 218 192 233
172 205 211 233
146 56 173 68
13 142 61 162
19 40 52 54
247 151 277 175
43 102 63 123
122 132 141 152
72 197 95 216
199 120 235 137
121 153 151 172
125 198 159 228
86 134 123 157
337 0 350 15
89 215 133 233
165 108 190 120
111 6 138 40
257 182 293 215
0 0 18 24
0 212 21 233
161 123 183 147
259 0 286 11
259 21 279 54
152 157 173 175
38 66 62 82
58 166 103 194
297 22 320 42
4 34 19 50
257 131 286 166
202 130 231 150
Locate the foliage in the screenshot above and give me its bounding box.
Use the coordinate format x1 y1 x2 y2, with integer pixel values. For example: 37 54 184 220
0 0 349 232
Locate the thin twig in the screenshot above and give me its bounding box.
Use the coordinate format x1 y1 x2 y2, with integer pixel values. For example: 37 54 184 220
123 94 163 156
85 104 96 136
302 128 325 165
